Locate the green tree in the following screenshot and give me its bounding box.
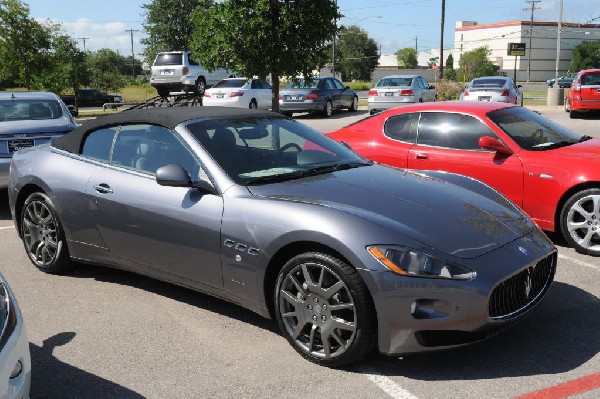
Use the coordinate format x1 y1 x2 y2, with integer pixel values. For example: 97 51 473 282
570 40 600 71
458 46 499 82
86 49 130 91
30 34 88 94
190 0 338 112
336 25 379 81
0 0 53 88
395 48 418 69
141 0 214 64
444 53 456 81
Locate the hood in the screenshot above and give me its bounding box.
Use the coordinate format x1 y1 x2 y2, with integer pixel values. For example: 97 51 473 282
248 165 534 259
0 117 75 135
549 138 600 160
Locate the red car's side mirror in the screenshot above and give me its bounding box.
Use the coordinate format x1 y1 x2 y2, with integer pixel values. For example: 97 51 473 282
479 136 513 155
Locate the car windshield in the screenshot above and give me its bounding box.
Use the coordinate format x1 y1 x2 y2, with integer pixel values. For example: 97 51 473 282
488 107 582 150
186 116 370 184
286 79 321 89
213 79 247 88
154 53 183 66
0 99 64 121
472 78 507 88
376 77 412 87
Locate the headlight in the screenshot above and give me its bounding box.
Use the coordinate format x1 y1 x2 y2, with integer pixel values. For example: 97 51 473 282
367 245 476 280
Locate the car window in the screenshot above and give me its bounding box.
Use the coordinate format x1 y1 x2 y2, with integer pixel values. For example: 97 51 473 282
384 113 417 142
333 79 346 90
111 124 201 177
286 79 320 89
153 53 183 66
377 77 412 87
488 106 581 150
0 100 63 121
81 127 117 161
581 73 600 85
186 116 366 184
214 79 246 88
472 79 507 88
417 112 498 150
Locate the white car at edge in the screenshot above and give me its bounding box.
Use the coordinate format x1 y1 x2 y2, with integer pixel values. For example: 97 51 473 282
203 78 273 109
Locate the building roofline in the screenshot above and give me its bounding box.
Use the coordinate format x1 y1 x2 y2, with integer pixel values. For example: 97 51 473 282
455 20 600 31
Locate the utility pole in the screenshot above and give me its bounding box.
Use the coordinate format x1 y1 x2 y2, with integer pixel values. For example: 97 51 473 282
332 0 338 78
415 36 418 52
125 29 140 80
524 0 541 82
439 0 445 79
78 37 90 52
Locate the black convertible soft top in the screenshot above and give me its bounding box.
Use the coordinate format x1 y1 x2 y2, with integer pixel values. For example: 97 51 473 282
52 106 277 154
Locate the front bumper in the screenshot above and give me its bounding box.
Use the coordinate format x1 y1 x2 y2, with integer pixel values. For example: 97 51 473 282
360 229 556 355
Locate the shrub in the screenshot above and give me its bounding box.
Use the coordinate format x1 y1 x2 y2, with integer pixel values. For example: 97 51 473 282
436 79 464 101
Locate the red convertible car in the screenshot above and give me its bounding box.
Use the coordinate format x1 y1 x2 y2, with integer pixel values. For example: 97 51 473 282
326 101 600 256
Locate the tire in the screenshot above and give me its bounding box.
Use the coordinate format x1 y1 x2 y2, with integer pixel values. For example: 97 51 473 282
274 252 376 367
560 188 600 256
21 192 71 273
282 111 293 118
156 87 170 98
348 96 359 112
569 109 578 119
249 99 258 109
194 77 207 96
323 100 333 117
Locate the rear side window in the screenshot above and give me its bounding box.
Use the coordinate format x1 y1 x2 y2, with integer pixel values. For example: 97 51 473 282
384 113 416 142
81 127 117 161
153 53 183 66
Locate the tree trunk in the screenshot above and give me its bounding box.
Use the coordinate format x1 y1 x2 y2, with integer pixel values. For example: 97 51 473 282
271 74 280 113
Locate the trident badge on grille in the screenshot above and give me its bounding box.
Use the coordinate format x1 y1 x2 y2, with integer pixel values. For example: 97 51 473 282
524 267 533 299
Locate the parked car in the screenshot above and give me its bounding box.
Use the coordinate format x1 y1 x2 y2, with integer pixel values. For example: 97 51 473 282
279 77 358 117
326 101 600 256
0 272 31 399
459 76 522 105
8 107 556 367
0 91 78 188
368 74 436 115
546 72 577 88
203 78 272 109
61 88 123 109
150 51 232 97
564 69 600 119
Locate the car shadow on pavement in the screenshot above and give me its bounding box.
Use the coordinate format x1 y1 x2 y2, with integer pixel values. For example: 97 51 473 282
30 332 145 399
291 110 369 121
357 281 599 379
64 264 278 334
0 189 11 222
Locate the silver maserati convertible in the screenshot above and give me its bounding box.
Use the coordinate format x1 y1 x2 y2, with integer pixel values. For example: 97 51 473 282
8 107 557 367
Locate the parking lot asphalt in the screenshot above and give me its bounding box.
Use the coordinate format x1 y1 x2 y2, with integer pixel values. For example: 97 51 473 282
1 107 599 399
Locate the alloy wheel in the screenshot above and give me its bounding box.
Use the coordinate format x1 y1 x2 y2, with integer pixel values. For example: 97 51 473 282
22 199 60 268
278 261 357 360
566 193 600 254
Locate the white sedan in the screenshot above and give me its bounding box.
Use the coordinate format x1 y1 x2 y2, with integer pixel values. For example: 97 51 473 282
459 76 522 105
203 78 272 109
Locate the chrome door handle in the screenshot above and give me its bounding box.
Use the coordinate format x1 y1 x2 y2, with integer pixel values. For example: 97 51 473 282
94 184 113 194
414 153 428 160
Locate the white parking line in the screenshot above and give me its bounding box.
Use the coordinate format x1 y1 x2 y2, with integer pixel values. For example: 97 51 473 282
558 254 600 271
0 226 14 230
360 367 420 399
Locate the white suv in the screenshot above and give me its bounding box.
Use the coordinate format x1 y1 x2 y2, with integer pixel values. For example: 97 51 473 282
150 51 232 97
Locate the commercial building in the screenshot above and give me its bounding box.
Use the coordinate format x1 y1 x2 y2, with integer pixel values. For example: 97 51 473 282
454 20 600 82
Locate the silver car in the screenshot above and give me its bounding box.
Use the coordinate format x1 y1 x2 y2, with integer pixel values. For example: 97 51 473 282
460 76 522 104
279 77 359 117
0 272 31 398
8 107 556 367
0 91 78 188
368 74 437 114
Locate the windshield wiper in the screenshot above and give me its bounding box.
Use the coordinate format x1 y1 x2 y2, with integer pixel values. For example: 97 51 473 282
244 162 372 185
539 140 577 150
578 135 592 143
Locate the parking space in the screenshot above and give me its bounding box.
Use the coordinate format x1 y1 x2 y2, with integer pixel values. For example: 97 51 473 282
0 108 598 399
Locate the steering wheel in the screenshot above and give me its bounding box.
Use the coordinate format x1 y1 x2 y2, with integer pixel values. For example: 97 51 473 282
531 128 548 144
273 143 302 165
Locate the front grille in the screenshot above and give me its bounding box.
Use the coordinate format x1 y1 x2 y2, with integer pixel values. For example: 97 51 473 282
489 253 556 319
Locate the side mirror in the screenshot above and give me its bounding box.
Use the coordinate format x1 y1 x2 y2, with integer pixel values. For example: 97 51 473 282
479 136 512 155
156 164 192 187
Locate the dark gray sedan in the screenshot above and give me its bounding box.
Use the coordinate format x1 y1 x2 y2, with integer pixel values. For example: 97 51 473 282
0 91 77 188
279 77 359 117
8 107 556 367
